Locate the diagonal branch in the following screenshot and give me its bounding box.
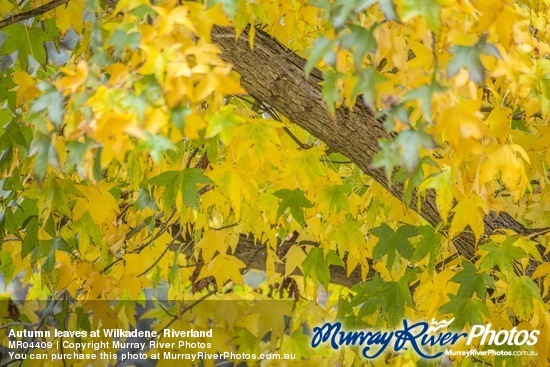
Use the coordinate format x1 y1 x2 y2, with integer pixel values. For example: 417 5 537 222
210 25 544 261
0 0 70 29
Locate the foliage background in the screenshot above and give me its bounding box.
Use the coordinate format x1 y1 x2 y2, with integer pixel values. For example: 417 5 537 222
0 0 550 365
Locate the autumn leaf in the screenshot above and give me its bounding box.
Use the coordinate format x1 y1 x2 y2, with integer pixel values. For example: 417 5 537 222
273 188 313 226
450 260 492 298
197 254 246 290
371 223 417 269
449 194 485 241
0 24 53 70
418 167 454 222
478 237 527 279
149 168 211 210
506 276 543 320
400 0 441 32
1 0 549 366
447 34 502 85
302 248 344 288
440 294 490 330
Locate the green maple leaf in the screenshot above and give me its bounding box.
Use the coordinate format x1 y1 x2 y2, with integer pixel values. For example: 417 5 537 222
135 188 157 210
376 278 414 327
282 331 312 359
352 274 413 327
372 138 401 182
402 81 444 121
507 276 543 320
40 178 83 217
478 237 526 279
400 0 441 32
373 129 434 181
22 216 38 258
305 36 336 76
322 69 343 114
29 82 65 128
1 24 53 70
329 0 396 29
378 104 409 131
32 237 69 272
149 168 211 210
352 68 386 108
371 223 417 269
341 25 377 67
180 168 211 209
273 188 313 226
29 134 59 181
108 29 140 58
73 211 102 247
302 248 343 288
450 260 492 298
447 34 501 85
395 128 435 172
439 294 490 330
351 274 384 304
412 225 441 273
235 328 258 355
142 132 177 164
319 183 350 213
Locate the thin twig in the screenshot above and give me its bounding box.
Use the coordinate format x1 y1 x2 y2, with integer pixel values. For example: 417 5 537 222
258 99 310 150
185 148 200 168
0 0 70 29
111 288 217 367
233 94 310 149
0 321 33 329
124 211 165 241
103 210 176 273
211 223 237 230
137 228 184 277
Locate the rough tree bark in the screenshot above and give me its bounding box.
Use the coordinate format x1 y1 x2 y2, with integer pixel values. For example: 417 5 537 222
209 26 545 270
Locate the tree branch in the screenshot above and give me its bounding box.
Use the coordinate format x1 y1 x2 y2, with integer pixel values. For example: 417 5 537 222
210 25 544 261
0 0 70 29
177 231 374 288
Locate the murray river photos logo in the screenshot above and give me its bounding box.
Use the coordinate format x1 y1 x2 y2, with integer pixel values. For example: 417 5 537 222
310 318 539 359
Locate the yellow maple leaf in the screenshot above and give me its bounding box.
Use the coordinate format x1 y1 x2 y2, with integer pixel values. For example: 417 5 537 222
198 254 245 290
144 107 169 134
415 268 459 316
55 0 84 34
194 70 245 102
479 144 530 202
55 251 80 296
197 229 238 263
449 193 485 241
57 61 88 95
11 71 39 107
532 263 550 298
419 167 454 223
169 6 197 34
184 112 207 139
105 63 129 87
487 105 512 144
73 182 120 225
138 44 166 81
437 100 487 156
284 245 307 277
207 161 258 220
